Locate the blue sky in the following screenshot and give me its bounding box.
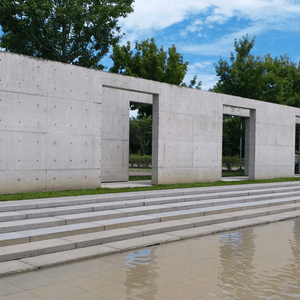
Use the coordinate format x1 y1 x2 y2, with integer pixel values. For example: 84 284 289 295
101 0 300 91
1 0 300 91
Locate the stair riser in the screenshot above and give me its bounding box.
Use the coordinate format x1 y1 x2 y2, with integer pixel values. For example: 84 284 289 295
0 199 298 243
71 231 144 248
29 226 104 242
0 205 299 262
1 183 300 214
0 219 66 234
3 189 300 226
0 243 75 263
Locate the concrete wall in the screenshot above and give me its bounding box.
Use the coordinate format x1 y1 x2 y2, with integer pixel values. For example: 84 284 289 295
153 87 223 184
0 52 102 193
1 51 300 193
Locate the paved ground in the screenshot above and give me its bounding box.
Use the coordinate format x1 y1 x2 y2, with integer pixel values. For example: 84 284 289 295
101 180 152 188
101 176 249 188
0 218 299 299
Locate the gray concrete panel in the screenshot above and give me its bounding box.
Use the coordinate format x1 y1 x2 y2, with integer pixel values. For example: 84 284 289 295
0 131 47 171
223 105 250 117
46 169 101 191
1 51 300 192
46 134 101 170
47 60 102 102
47 98 102 136
0 52 48 96
0 92 47 133
0 53 102 193
0 171 47 194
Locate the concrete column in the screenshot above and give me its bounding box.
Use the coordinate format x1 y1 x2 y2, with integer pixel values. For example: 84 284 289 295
244 118 250 176
151 94 159 185
248 110 256 180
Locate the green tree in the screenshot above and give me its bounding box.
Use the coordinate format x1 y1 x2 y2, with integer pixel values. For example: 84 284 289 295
212 35 300 159
211 35 265 99
181 75 202 90
110 38 200 117
0 0 134 69
222 115 245 157
211 35 300 107
110 38 188 84
261 54 300 107
130 116 152 156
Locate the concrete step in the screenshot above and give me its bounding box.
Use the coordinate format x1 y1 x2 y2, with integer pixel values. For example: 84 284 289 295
1 191 300 231
1 181 300 213
1 186 300 225
0 208 300 268
0 196 300 247
1 181 300 276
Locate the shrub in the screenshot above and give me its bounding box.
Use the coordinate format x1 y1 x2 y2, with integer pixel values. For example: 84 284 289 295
222 156 242 171
129 155 152 168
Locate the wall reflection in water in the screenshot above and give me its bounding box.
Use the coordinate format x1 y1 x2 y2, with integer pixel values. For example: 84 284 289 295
123 248 159 299
119 219 300 299
218 219 300 300
219 227 256 299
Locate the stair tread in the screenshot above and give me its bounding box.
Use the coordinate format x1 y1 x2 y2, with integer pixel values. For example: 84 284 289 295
0 198 300 236
1 182 300 212
1 181 300 276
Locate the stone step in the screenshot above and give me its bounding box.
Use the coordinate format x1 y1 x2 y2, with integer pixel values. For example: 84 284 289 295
1 187 300 224
0 197 299 247
1 181 300 276
1 191 300 233
1 182 300 213
1 191 300 235
1 209 300 271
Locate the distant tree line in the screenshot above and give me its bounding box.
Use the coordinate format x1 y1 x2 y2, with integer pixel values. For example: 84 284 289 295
1 3 299 157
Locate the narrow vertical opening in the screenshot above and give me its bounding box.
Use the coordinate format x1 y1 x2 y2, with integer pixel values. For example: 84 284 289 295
222 114 246 178
129 101 153 184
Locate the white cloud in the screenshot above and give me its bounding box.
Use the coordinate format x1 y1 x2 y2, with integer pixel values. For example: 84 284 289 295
116 0 300 89
179 23 264 56
183 60 218 91
180 19 204 36
120 0 300 42
205 14 228 25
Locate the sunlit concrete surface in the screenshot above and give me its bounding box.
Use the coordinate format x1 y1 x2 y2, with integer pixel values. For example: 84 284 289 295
101 180 152 188
0 218 300 299
101 177 248 188
221 176 249 181
2 52 300 193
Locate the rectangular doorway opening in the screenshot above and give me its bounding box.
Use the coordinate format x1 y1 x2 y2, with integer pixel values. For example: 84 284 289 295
222 105 253 181
222 115 246 177
129 101 153 183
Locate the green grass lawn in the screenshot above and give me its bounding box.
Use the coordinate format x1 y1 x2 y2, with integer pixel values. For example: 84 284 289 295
129 175 152 181
129 168 151 172
222 170 245 177
2 177 300 201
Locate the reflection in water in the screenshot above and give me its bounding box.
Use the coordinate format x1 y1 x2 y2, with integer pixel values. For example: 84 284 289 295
219 228 256 299
123 248 159 299
217 219 300 299
118 219 300 299
258 218 300 299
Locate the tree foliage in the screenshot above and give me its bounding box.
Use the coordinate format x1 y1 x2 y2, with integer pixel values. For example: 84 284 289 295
110 38 188 84
0 0 134 69
222 115 245 157
181 75 202 90
130 116 152 156
211 35 300 108
212 35 265 100
110 38 200 117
